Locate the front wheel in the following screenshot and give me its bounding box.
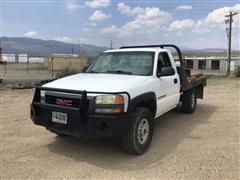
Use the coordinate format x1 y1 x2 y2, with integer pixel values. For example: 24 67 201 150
121 107 154 155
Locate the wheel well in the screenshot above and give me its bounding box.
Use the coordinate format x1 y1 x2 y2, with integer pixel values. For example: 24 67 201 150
196 85 204 99
135 99 156 117
180 85 203 101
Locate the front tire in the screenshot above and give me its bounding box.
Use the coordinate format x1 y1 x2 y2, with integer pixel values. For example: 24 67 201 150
121 107 154 155
182 88 197 114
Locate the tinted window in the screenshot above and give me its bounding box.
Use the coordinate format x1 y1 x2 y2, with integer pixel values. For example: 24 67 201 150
211 60 220 70
186 60 193 69
157 52 172 72
198 60 206 70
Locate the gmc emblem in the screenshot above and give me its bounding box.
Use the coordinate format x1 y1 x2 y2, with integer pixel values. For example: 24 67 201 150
56 99 72 106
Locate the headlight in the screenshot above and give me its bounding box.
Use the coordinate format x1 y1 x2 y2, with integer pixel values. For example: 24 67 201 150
95 95 124 113
95 95 124 104
40 90 45 103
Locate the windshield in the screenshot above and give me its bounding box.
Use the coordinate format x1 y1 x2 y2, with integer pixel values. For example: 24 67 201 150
86 51 155 76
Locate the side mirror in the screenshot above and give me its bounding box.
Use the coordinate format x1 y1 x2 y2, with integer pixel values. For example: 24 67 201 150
157 67 175 77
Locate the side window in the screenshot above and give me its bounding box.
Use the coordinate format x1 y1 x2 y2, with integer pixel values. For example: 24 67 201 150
157 52 172 72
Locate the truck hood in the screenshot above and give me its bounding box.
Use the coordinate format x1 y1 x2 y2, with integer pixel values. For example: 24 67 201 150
43 73 150 93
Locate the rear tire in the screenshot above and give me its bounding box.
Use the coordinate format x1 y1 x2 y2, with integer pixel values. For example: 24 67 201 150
121 107 154 155
182 89 197 114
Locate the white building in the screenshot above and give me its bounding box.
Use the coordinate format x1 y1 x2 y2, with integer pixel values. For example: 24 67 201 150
183 56 240 75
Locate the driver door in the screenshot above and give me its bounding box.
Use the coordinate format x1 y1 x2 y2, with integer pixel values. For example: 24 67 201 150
155 52 180 116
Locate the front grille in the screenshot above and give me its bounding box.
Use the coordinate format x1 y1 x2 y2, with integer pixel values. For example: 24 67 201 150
45 94 89 108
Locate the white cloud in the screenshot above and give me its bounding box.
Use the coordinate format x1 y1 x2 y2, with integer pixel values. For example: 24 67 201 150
193 3 240 33
54 37 73 43
176 5 192 11
83 28 88 32
66 2 85 10
24 31 38 37
89 10 111 22
66 0 110 11
102 7 171 37
91 22 97 26
168 19 195 31
232 4 240 12
117 2 144 16
85 0 110 8
101 25 120 33
233 36 240 44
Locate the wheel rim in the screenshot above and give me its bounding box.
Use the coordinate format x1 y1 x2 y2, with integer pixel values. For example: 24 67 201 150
191 93 195 108
137 118 150 145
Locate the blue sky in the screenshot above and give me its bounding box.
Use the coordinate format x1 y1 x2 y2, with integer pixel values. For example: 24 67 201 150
1 0 240 49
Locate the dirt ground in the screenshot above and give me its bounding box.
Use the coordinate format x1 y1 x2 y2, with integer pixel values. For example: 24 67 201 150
0 78 239 179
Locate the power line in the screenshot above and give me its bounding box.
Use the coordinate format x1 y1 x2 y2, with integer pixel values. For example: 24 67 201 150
225 11 238 76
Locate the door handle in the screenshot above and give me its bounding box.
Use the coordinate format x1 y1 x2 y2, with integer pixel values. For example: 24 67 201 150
174 78 178 84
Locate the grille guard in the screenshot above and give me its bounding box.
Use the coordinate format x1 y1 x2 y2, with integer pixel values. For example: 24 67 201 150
33 86 131 117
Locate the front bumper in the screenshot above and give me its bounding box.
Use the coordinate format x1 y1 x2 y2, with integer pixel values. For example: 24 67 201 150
30 102 131 138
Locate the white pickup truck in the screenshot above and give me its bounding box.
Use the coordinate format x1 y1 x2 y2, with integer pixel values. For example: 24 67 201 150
30 44 207 155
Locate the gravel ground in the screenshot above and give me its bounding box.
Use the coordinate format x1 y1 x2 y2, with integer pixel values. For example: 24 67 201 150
0 78 239 179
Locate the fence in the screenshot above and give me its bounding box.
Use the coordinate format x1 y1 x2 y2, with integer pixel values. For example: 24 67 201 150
0 61 48 73
0 54 93 79
1 54 240 80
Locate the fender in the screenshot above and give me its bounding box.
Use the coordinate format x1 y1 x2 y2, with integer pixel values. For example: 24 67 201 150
128 92 157 116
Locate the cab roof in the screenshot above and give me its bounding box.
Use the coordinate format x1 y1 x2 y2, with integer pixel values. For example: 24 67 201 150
104 48 167 53
104 44 184 66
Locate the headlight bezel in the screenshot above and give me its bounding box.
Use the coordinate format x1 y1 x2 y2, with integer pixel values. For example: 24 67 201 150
95 95 124 105
94 94 126 114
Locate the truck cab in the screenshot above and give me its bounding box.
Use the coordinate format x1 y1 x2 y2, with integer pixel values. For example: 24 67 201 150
31 44 206 155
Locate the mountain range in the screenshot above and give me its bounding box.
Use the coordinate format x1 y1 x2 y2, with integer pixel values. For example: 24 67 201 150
0 37 108 57
0 37 239 57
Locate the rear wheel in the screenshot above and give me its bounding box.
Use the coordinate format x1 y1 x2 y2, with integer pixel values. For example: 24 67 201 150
121 107 154 155
182 89 197 113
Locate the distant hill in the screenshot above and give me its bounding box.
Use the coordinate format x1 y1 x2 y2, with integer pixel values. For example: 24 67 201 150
0 37 239 57
182 49 240 57
0 37 108 57
202 48 227 52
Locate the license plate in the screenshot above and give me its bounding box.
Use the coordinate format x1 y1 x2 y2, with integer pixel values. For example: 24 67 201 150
52 111 67 124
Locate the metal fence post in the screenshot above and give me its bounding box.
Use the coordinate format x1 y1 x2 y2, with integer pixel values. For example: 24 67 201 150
4 63 7 73
27 57 29 74
51 57 54 78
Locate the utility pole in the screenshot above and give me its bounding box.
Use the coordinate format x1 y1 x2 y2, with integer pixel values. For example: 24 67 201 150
225 11 238 76
110 40 113 49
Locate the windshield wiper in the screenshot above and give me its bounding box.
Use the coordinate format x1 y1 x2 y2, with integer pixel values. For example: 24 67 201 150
106 70 132 75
